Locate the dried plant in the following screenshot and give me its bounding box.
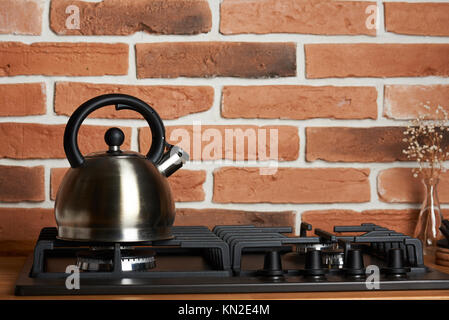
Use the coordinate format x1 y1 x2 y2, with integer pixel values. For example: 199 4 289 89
402 105 449 179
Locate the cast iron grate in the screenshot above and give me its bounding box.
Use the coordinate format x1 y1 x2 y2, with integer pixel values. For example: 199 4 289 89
212 222 426 275
30 226 232 279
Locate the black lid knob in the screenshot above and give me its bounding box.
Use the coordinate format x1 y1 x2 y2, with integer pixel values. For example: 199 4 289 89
105 127 124 151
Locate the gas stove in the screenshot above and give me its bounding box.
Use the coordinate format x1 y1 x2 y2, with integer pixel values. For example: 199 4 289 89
14 222 449 295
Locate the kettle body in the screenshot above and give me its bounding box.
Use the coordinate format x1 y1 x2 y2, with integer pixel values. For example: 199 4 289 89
55 94 188 242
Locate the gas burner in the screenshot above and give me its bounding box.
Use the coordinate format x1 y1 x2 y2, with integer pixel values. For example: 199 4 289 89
321 247 345 269
76 249 113 271
296 243 333 254
76 248 156 272
90 245 134 250
296 242 339 254
121 250 157 271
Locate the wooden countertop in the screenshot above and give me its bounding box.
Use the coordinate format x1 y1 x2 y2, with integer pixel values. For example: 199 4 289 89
2 256 449 300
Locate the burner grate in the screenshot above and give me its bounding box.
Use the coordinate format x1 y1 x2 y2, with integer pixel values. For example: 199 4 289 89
212 223 426 275
30 226 232 279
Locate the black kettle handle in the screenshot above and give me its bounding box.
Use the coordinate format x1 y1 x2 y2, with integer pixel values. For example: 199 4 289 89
64 94 166 168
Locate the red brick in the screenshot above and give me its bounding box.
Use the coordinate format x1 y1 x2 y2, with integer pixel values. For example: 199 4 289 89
0 83 46 116
0 207 55 255
378 168 449 203
385 2 449 36
175 208 296 232
0 166 44 202
0 123 131 159
136 42 296 78
213 167 370 203
306 127 407 162
305 44 449 78
51 168 206 202
54 82 213 120
0 42 128 76
140 125 299 161
168 170 206 202
221 0 376 35
0 0 42 35
0 208 55 241
222 85 377 120
384 85 449 120
302 209 449 236
50 0 211 35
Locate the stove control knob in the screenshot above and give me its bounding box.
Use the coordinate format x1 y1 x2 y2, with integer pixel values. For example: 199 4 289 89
257 250 285 278
304 249 326 278
344 249 365 277
382 248 409 277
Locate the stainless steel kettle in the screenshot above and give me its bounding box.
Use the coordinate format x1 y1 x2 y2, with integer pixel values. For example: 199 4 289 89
55 94 188 242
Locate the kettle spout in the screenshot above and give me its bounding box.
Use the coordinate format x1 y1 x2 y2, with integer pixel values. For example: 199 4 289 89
157 146 189 177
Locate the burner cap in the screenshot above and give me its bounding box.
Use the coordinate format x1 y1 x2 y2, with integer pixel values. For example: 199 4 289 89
121 249 157 271
321 248 345 269
296 243 334 254
76 248 156 272
296 241 341 254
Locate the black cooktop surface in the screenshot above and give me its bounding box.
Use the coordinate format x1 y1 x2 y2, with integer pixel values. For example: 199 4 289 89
15 223 449 295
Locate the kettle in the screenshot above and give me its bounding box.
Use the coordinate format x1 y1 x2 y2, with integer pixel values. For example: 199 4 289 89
55 94 188 242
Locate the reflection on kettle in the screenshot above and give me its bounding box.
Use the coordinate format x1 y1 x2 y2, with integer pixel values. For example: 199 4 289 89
55 94 189 242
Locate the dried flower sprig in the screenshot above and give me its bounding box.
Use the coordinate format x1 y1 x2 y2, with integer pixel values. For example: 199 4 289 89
403 105 449 179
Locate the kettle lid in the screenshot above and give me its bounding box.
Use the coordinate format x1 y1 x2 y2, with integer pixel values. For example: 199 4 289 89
85 127 144 159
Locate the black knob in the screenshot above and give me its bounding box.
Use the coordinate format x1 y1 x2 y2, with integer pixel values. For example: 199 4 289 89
344 249 365 277
383 248 408 276
388 248 406 270
263 251 283 273
304 249 326 277
257 250 284 278
105 127 124 149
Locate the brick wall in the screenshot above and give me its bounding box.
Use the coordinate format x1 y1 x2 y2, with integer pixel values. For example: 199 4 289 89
1 0 449 252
